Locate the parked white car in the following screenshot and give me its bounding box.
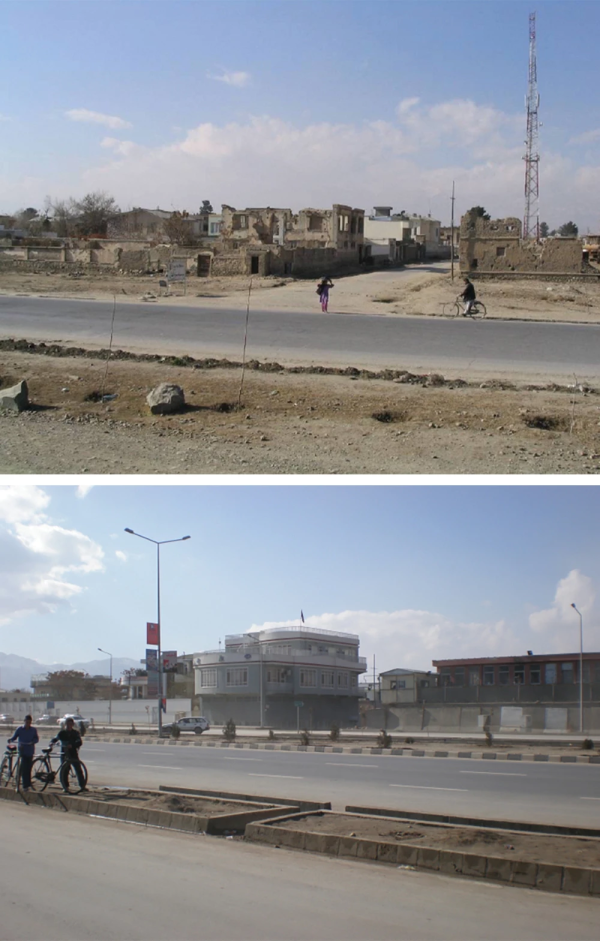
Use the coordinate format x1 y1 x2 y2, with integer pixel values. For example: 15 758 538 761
162 716 210 735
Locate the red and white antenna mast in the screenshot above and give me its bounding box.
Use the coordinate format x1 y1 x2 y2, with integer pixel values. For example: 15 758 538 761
523 11 540 239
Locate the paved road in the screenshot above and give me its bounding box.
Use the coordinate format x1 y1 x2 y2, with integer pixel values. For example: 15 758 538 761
72 740 600 828
2 802 598 941
2 295 600 380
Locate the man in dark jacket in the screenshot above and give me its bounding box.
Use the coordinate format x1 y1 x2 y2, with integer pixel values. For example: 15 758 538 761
50 717 86 791
8 715 39 790
459 277 476 316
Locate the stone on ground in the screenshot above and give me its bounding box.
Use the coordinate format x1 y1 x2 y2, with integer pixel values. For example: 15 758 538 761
146 382 185 414
0 379 29 412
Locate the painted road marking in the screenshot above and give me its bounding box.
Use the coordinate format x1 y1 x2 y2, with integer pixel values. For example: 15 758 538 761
460 771 527 777
580 796 600 800
390 785 469 792
222 757 262 761
138 765 183 770
326 763 379 768
248 773 304 780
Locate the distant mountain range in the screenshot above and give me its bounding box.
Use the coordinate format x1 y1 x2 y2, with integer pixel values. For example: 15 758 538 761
0 652 141 692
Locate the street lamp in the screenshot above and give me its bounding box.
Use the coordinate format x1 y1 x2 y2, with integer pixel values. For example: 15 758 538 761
97 647 113 727
570 603 584 734
125 528 191 736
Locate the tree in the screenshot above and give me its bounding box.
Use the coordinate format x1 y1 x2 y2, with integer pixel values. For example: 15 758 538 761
539 221 549 238
558 221 579 237
163 210 192 244
200 200 213 214
48 197 79 237
467 206 491 221
13 207 38 230
69 191 119 237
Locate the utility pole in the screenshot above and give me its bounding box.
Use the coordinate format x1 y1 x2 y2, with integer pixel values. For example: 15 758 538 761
523 11 540 239
450 180 456 281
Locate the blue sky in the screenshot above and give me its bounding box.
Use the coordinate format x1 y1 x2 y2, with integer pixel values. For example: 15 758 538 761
2 1 600 228
1 483 598 674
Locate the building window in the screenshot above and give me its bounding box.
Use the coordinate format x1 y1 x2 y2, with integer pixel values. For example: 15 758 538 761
390 679 406 689
530 664 541 684
514 663 525 684
439 669 451 687
209 222 221 235
321 671 334 688
338 672 349 688
545 663 557 684
496 246 506 257
226 668 248 687
358 218 364 234
498 664 510 685
201 669 217 688
239 215 247 228
561 662 574 684
469 667 480 686
300 669 316 687
454 667 465 687
483 665 495 685
267 668 287 683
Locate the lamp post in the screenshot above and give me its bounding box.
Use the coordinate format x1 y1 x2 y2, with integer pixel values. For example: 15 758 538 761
570 603 584 734
125 528 191 736
97 647 113 727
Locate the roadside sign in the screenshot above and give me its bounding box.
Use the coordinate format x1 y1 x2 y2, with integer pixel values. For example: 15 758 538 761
294 701 304 708
167 259 187 283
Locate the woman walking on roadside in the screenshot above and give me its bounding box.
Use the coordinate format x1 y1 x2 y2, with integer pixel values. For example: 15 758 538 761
316 276 334 312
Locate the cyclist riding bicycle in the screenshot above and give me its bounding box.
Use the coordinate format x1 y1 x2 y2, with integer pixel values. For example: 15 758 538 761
49 717 87 792
458 277 476 316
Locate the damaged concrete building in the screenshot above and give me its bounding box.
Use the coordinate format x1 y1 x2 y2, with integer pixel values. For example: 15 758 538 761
210 203 365 277
460 211 596 278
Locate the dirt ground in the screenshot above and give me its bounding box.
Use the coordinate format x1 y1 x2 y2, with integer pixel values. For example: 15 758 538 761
1 263 599 323
280 812 600 868
79 788 262 816
2 345 600 474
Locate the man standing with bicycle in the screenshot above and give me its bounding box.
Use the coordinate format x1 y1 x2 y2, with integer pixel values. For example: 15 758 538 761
8 715 39 791
49 717 87 792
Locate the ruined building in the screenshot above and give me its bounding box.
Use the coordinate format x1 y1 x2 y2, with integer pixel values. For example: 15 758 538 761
460 211 594 278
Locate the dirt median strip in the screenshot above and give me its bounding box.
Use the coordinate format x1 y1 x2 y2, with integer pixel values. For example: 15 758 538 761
244 810 600 896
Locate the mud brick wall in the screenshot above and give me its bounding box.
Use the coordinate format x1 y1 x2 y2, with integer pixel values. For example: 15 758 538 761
460 213 586 277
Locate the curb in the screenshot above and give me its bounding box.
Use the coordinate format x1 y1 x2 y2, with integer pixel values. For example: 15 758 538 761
244 814 600 897
84 736 600 763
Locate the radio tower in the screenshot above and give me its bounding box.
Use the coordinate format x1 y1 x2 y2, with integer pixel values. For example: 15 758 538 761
523 11 540 239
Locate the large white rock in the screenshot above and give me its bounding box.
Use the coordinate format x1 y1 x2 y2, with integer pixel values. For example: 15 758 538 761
146 382 185 415
0 379 29 412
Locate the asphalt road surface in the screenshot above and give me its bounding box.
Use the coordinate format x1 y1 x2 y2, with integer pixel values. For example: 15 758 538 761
71 740 600 829
1 802 598 941
2 295 600 380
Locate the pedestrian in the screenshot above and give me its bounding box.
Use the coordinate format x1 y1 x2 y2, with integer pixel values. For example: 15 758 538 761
50 717 87 792
8 714 39 791
316 276 334 312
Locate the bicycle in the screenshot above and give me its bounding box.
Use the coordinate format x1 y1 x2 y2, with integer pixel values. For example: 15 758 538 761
32 743 88 794
0 742 21 789
447 297 487 319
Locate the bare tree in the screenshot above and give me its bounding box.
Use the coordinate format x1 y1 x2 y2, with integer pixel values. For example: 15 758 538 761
163 210 192 244
48 197 79 237
73 191 120 236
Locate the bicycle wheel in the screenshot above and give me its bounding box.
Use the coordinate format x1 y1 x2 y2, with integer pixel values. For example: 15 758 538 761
60 759 88 793
472 301 487 318
31 756 54 791
453 301 462 317
0 755 13 787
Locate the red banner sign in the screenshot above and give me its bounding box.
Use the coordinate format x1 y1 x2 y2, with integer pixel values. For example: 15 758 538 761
146 622 160 645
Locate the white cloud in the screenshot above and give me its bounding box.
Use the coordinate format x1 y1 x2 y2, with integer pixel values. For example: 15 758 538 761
101 137 138 157
115 550 127 562
76 484 94 499
397 97 420 115
569 129 600 145
66 108 132 129
0 487 105 631
252 609 517 673
528 569 597 651
208 69 250 88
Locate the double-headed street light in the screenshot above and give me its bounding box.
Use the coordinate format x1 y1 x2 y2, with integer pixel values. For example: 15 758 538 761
97 647 113 727
570 603 584 734
125 528 191 736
